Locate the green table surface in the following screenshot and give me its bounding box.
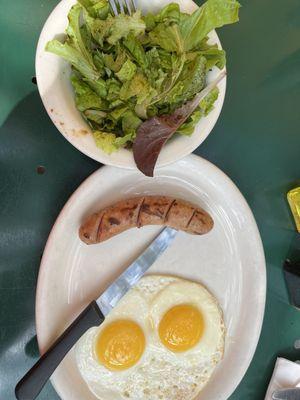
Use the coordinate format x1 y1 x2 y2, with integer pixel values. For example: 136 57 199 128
1 0 300 399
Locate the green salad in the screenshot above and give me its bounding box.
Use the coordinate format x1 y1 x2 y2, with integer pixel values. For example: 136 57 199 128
46 0 240 154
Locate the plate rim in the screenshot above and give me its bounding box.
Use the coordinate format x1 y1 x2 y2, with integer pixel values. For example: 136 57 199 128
35 154 266 400
35 0 227 170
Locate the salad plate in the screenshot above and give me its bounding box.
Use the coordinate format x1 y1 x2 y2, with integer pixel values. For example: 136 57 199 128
35 0 231 169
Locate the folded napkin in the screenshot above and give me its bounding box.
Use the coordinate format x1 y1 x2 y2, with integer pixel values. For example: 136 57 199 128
265 357 300 399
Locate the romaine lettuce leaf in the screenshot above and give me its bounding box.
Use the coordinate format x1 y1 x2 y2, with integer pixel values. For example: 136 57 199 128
90 11 146 46
80 22 93 53
149 23 184 53
155 3 181 24
177 87 219 135
71 75 107 111
46 40 99 81
123 34 148 69
84 78 107 98
93 131 119 153
116 59 137 82
122 110 142 133
84 109 107 123
94 124 138 152
103 47 127 72
77 0 109 18
114 110 142 146
120 73 153 104
86 15 113 46
115 132 135 147
110 106 128 121
145 48 168 90
108 11 146 44
143 13 156 31
199 47 226 70
199 86 219 115
91 0 110 19
47 5 107 98
66 4 94 65
106 78 122 102
180 0 240 51
176 109 202 135
159 55 206 108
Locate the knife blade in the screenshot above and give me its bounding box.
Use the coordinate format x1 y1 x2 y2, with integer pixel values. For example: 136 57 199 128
272 388 300 400
15 226 178 400
97 226 178 315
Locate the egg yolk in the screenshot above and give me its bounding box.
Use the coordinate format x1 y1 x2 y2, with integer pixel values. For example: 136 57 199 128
159 304 204 352
95 320 145 371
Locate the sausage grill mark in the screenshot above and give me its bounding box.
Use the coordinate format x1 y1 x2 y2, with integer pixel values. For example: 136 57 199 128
137 197 146 228
96 213 104 242
186 209 197 229
164 199 176 223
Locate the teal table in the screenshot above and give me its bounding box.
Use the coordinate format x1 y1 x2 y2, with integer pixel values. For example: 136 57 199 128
1 1 299 399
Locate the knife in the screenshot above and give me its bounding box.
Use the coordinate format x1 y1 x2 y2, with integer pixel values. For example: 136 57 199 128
15 226 177 400
272 388 300 400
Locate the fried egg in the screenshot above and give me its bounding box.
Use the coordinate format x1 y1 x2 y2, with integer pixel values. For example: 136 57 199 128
75 288 151 400
75 275 225 400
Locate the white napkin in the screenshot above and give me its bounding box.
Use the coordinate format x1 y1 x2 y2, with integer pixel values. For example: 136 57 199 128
265 357 300 399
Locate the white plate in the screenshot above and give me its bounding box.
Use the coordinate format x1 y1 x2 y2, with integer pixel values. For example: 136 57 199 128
36 154 266 400
35 0 226 169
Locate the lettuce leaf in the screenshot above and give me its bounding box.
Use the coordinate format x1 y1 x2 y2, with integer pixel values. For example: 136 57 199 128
159 55 207 109
66 4 94 64
77 0 109 19
120 72 155 105
199 46 226 70
93 131 119 153
46 4 107 97
84 109 107 123
122 110 142 134
108 11 146 44
143 13 156 31
123 34 148 69
46 40 99 81
145 48 168 90
90 11 146 45
180 0 240 51
176 109 202 136
71 75 107 111
84 78 107 97
199 86 219 115
116 59 137 82
155 3 181 24
102 47 127 72
106 78 122 102
149 23 184 53
177 87 219 135
114 110 142 146
110 106 128 121
115 132 135 147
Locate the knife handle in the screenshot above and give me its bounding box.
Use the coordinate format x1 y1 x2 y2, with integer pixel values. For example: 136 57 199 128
15 301 104 400
272 388 300 400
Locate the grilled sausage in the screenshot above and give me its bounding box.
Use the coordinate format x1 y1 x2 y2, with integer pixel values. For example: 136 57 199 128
79 196 213 244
